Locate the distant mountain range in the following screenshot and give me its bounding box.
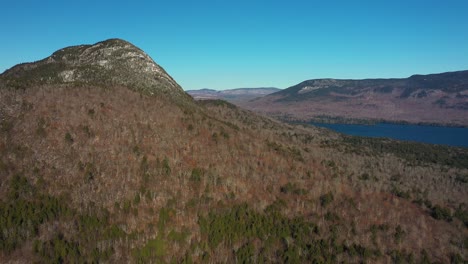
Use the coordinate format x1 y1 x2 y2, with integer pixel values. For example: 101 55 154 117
187 87 280 102
238 70 468 126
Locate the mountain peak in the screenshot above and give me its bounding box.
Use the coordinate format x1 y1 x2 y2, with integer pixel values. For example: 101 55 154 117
1 39 187 100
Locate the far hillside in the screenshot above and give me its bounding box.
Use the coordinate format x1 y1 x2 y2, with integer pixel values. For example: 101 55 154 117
238 70 468 126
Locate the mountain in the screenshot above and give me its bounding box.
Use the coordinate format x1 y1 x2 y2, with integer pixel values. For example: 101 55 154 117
0 38 189 101
187 87 280 102
239 70 468 126
0 40 467 263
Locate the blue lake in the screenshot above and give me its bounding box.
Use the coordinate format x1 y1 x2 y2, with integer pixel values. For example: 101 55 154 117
311 123 468 148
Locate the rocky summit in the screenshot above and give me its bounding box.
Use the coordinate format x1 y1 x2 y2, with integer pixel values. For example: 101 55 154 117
0 39 188 100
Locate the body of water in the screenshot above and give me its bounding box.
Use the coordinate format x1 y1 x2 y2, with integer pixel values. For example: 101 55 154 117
312 123 468 148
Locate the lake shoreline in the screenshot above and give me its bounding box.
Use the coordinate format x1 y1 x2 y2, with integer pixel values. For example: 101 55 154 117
307 122 468 148
277 116 468 128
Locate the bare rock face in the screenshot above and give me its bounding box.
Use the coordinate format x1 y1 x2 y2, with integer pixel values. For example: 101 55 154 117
1 39 188 100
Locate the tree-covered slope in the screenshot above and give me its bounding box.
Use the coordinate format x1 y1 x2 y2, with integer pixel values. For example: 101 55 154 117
240 70 468 126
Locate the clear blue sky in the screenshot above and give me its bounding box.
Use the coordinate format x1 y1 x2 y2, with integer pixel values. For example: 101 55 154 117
2 0 468 90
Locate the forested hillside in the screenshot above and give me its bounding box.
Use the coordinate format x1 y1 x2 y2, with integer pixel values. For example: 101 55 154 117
239 71 468 126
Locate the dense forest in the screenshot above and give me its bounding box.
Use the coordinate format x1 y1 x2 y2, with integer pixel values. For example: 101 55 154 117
0 85 467 263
